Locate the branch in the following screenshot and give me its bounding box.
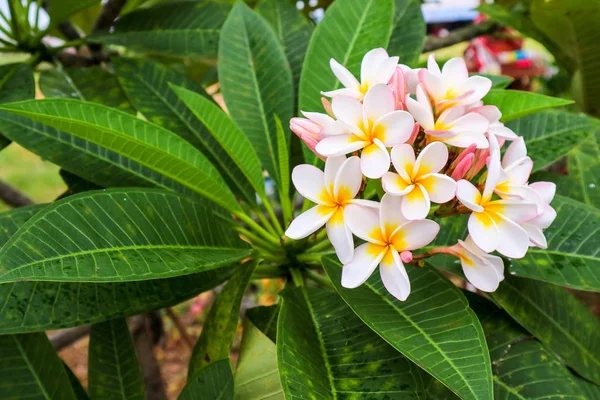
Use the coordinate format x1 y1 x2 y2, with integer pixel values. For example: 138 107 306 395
0 179 34 207
51 325 91 351
57 21 82 42
422 20 499 53
92 0 127 35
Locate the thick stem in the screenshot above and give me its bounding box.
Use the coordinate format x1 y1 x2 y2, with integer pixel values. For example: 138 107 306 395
0 180 34 207
235 212 281 248
422 20 498 52
305 269 333 289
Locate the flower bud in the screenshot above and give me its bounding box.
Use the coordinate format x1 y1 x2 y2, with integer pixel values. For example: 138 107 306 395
451 153 474 180
321 97 334 118
388 66 407 110
400 251 413 263
290 117 326 160
406 123 420 145
451 143 477 169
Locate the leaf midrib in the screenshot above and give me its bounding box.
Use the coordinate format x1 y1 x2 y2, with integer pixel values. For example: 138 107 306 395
13 336 53 400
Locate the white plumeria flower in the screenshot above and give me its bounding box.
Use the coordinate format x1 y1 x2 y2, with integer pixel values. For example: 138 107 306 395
455 134 538 258
342 195 440 301
468 105 518 141
382 142 456 220
455 236 504 292
322 48 399 100
316 84 415 179
521 182 557 249
285 156 378 263
406 85 489 149
419 54 492 112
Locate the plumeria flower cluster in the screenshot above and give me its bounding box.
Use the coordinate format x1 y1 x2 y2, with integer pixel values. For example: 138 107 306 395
286 48 557 301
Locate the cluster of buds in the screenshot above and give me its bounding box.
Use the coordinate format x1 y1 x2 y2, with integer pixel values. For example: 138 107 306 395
286 48 556 301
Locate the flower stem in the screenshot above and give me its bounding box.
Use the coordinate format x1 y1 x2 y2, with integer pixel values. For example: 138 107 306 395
297 251 333 263
236 227 282 254
290 268 304 286
235 212 281 248
305 269 334 289
259 193 284 236
306 238 332 253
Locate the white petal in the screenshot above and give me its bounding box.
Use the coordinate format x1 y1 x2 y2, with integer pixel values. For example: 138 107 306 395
360 139 391 179
522 223 547 248
334 156 362 200
324 155 346 192
442 132 489 149
418 174 456 204
487 200 539 224
332 95 364 128
321 87 363 99
374 110 414 147
468 212 499 253
302 111 335 127
413 142 448 177
349 199 381 208
363 83 395 123
494 214 530 258
292 164 327 204
529 182 556 204
380 193 409 237
502 138 528 168
456 180 484 212
380 249 411 301
427 54 441 76
490 124 518 140
341 242 385 289
461 76 492 102
527 204 557 229
470 105 501 123
401 184 431 220
374 56 400 85
505 157 533 186
360 48 390 84
344 204 384 244
285 205 333 239
405 86 434 129
419 69 445 103
327 220 354 264
441 57 469 83
482 138 502 201
458 245 502 292
316 134 366 157
390 143 416 181
330 58 360 90
450 112 490 134
321 120 353 136
391 219 440 251
382 172 414 196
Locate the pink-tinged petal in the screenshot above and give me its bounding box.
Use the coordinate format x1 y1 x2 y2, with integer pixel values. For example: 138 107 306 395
496 185 544 214
292 164 327 204
285 205 333 239
442 57 469 83
456 180 484 212
529 181 556 204
374 56 400 85
390 143 416 181
379 249 411 301
360 139 391 179
522 223 547 248
502 138 528 168
528 204 557 229
470 105 501 123
402 65 421 93
427 54 441 76
406 86 434 129
363 83 396 123
461 75 492 103
401 184 431 220
461 237 505 283
505 157 533 186
349 199 381 208
442 132 489 149
391 219 440 251
302 111 335 127
457 242 502 292
341 243 385 289
494 214 530 258
360 48 390 84
413 142 448 177
419 174 456 204
451 153 474 181
330 58 360 90
316 134 366 157
344 204 384 244
380 193 408 237
321 120 352 137
482 134 502 201
468 212 499 253
450 112 490 134
374 110 414 147
382 172 414 196
321 87 363 99
419 70 445 104
490 124 518 140
324 155 346 194
327 220 354 264
487 200 538 224
334 156 362 200
332 95 364 128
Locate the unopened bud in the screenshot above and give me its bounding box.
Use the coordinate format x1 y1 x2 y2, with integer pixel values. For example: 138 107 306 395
465 149 490 180
400 251 413 263
451 143 477 169
451 153 474 180
321 97 334 118
406 123 420 145
290 117 326 160
388 66 407 110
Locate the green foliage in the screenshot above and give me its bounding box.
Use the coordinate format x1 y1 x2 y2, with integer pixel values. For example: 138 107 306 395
484 89 573 122
179 359 234 400
388 0 426 66
0 63 35 104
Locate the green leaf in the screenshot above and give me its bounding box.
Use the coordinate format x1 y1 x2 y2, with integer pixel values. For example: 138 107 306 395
0 333 77 399
57 169 104 200
218 1 294 186
0 188 250 283
484 89 573 122
0 204 47 246
63 362 89 400
91 1 231 58
490 275 600 385
234 319 283 400
170 84 266 199
387 0 426 66
322 256 493 400
0 99 239 212
45 0 100 29
256 0 313 98
0 63 35 104
277 285 427 399
188 260 258 378
506 110 597 172
564 130 600 208
39 68 135 114
274 114 292 222
179 359 234 400
88 318 145 400
473 74 514 89
246 304 279 343
575 376 600 399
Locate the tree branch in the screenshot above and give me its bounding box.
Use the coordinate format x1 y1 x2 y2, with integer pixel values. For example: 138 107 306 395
92 0 127 35
422 20 499 53
0 179 34 207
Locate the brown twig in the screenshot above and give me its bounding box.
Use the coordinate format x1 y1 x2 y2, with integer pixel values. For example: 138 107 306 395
89 0 127 56
0 179 34 207
51 325 91 351
165 307 194 349
422 20 499 53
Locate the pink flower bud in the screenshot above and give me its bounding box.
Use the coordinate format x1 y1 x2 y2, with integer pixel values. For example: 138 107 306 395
406 123 420 145
465 149 490 180
452 143 477 168
290 117 326 160
400 251 413 263
451 153 474 180
388 66 407 110
321 97 334 118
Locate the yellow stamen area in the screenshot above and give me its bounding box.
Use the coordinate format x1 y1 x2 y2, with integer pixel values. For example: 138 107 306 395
445 87 459 100
359 82 370 94
366 243 386 258
459 253 476 267
368 225 407 255
316 185 355 226
433 119 452 131
329 207 345 225
474 209 503 228
316 205 337 218
357 119 386 145
381 247 395 266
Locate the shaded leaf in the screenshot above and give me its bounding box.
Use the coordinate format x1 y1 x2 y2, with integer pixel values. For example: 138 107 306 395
57 169 103 200
564 130 600 208
218 2 293 185
88 318 145 400
278 285 427 399
0 63 35 104
474 73 513 89
575 376 600 399
180 359 234 400
0 333 77 399
0 188 250 283
45 0 100 29
388 0 426 66
246 304 279 343
483 89 573 122
188 260 258 378
322 256 493 400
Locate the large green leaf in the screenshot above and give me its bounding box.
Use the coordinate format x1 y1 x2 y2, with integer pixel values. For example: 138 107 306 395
475 74 514 89
0 63 35 104
45 0 100 30
575 376 600 399
91 1 231 58
322 256 493 400
277 285 427 399
218 2 293 185
188 260 257 378
39 68 135 114
387 0 426 66
246 304 279 343
490 275 600 385
114 58 258 204
88 318 145 400
0 188 250 283
0 99 239 212
170 85 266 199
234 319 283 400
506 110 598 172
256 0 313 98
179 359 234 400
484 89 573 122
0 333 77 399
564 130 600 209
